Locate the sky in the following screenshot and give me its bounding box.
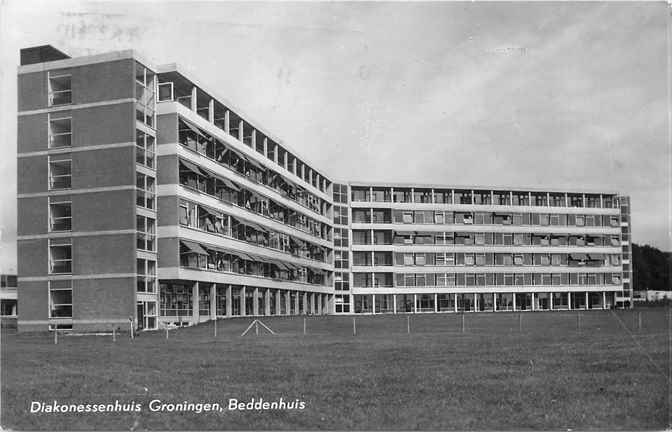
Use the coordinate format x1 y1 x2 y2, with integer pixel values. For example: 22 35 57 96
0 1 669 273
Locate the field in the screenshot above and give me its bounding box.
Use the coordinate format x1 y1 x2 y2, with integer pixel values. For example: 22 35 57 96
1 307 669 430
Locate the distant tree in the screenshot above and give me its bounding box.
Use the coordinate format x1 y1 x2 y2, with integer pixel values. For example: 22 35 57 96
632 243 671 291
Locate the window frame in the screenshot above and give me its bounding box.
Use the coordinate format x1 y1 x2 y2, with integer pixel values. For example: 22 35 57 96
49 238 72 274
48 114 72 148
48 72 72 106
48 196 72 232
49 280 72 318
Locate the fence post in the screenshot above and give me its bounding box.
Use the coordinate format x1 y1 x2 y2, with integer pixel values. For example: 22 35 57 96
353 317 356 336
303 317 306 335
638 311 642 331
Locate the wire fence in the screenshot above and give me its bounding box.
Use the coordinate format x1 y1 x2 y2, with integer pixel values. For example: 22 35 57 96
19 307 668 346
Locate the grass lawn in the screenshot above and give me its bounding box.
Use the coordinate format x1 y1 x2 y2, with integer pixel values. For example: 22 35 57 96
1 307 669 430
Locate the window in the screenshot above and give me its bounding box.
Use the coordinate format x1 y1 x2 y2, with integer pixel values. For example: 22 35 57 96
136 215 156 251
335 250 349 269
49 115 71 148
351 187 370 202
335 272 350 291
135 62 156 127
137 258 156 293
136 130 156 169
335 294 350 313
49 280 72 318
333 183 348 204
415 254 426 266
49 238 72 274
334 228 349 248
402 212 413 224
371 188 391 202
333 206 349 225
49 156 71 190
464 254 475 266
136 172 155 209
49 197 71 231
48 72 72 106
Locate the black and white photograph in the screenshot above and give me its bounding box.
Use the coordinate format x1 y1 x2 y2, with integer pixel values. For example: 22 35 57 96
0 0 670 430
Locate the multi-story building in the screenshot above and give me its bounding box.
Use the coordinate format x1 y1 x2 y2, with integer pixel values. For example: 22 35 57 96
0 274 18 318
343 183 630 313
15 45 632 332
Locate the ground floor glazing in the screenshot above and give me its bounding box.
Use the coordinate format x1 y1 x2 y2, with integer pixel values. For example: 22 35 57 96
348 291 619 314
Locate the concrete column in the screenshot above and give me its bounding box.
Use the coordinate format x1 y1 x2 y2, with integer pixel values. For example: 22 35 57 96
531 293 535 311
224 110 230 134
265 288 271 316
285 291 291 315
434 294 438 313
512 293 517 311
393 294 397 314
302 292 308 315
310 293 315 315
252 288 259 316
493 293 497 311
474 293 478 312
568 292 572 310
602 291 606 309
413 294 417 313
190 86 197 112
238 120 244 141
585 292 589 310
240 286 246 317
550 292 554 310
294 292 300 315
275 290 282 315
192 281 200 323
251 129 256 149
454 294 458 312
372 294 376 314
317 294 323 315
208 99 214 123
226 285 232 317
210 283 216 319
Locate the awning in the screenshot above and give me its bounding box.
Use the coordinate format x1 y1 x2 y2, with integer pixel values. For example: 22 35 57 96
570 253 588 260
180 240 208 255
225 144 246 161
221 177 240 191
198 205 220 218
248 254 270 263
270 260 291 271
180 159 205 176
243 221 267 233
245 156 264 171
180 118 207 138
230 251 253 261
